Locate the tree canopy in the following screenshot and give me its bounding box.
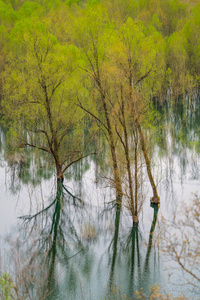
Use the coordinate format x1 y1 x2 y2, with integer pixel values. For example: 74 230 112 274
1 0 200 210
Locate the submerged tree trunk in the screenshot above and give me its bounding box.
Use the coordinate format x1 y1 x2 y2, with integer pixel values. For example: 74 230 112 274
119 89 138 222
144 204 159 273
47 182 62 292
137 123 160 204
79 38 123 206
133 129 139 224
120 89 135 219
56 162 64 183
109 206 121 287
101 94 123 206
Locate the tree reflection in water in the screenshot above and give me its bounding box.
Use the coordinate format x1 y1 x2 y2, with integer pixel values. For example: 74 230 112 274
10 181 85 299
103 202 159 299
1 98 200 298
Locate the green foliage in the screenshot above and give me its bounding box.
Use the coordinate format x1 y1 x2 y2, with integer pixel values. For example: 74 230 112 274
1 0 200 185
1 1 200 296
17 1 41 18
143 102 161 129
183 4 200 80
1 0 199 102
151 13 162 31
0 273 14 300
66 0 81 6
86 0 100 7
119 17 166 97
0 0 17 26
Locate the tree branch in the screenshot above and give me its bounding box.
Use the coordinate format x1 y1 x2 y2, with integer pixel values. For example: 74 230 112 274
63 152 96 174
19 199 57 221
135 68 152 85
76 100 108 131
20 142 51 154
26 128 52 150
115 125 126 150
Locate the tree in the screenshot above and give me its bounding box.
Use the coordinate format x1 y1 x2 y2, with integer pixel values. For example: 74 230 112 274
159 193 200 292
104 17 164 208
2 19 91 184
73 6 164 224
74 4 123 206
0 0 17 102
183 3 200 89
166 31 195 98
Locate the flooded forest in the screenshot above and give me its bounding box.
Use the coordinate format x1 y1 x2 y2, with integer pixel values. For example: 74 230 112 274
0 0 200 299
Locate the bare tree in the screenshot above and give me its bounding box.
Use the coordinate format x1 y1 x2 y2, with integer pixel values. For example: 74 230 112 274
159 193 200 292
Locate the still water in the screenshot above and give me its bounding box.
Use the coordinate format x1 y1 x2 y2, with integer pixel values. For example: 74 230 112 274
0 99 200 299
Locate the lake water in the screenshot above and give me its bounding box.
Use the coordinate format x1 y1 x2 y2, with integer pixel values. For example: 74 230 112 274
0 99 200 299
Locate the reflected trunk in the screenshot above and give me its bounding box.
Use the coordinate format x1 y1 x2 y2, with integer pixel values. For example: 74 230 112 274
129 226 141 294
109 202 121 288
144 204 159 273
47 181 63 288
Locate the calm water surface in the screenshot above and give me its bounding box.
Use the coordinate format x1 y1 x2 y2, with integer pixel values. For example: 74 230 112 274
1 99 200 299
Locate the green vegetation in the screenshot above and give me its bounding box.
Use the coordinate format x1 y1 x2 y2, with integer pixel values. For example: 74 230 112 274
0 2 200 298
0 273 14 300
0 0 200 219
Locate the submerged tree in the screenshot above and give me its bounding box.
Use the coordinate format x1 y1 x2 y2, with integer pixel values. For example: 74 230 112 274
74 6 123 206
107 17 164 209
2 19 92 184
73 6 163 224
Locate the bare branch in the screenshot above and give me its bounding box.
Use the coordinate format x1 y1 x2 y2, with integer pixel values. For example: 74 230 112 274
76 100 108 131
19 199 57 222
26 128 52 150
20 142 51 154
63 152 96 174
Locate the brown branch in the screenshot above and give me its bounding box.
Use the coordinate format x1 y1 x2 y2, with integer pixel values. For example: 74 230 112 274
115 125 126 150
19 199 57 221
135 68 152 85
174 248 200 283
20 142 51 154
63 152 96 174
78 66 94 78
76 100 108 131
26 128 52 149
49 77 64 100
107 96 124 127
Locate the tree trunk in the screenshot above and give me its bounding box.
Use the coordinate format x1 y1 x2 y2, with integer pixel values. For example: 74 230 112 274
101 94 123 205
133 129 138 224
56 162 64 183
120 89 135 217
137 123 160 204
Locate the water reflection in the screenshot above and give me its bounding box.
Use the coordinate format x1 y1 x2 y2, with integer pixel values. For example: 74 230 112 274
143 204 160 291
103 203 160 299
120 224 142 297
4 181 161 300
15 181 86 299
2 97 200 299
108 204 121 289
